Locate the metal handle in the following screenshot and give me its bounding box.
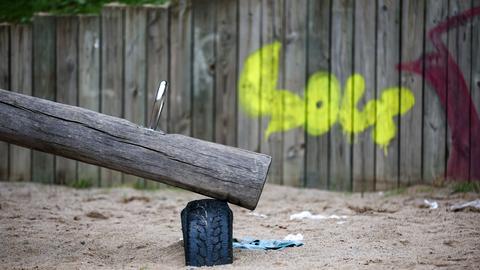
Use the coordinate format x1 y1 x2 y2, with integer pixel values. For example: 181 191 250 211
148 80 168 130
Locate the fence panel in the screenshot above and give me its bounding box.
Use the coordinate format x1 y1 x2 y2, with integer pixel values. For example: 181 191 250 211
399 0 425 186
32 15 56 184
78 15 101 186
2 0 480 190
0 24 9 181
100 5 124 186
9 25 32 182
55 16 79 186
352 0 376 192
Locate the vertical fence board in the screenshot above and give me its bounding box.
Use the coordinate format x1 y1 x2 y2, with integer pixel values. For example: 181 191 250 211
260 0 284 185
215 0 237 147
305 0 330 189
0 24 9 180
472 0 480 181
146 6 169 132
146 5 169 188
446 1 472 181
32 15 56 184
352 0 376 192
237 0 261 152
123 6 147 185
282 0 307 187
55 16 78 186
9 25 32 182
170 0 193 135
399 0 425 186
330 0 353 191
375 0 401 190
78 15 100 186
422 0 448 184
192 0 215 141
100 5 124 186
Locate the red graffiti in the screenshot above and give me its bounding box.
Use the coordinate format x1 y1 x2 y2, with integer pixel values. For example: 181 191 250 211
398 7 480 181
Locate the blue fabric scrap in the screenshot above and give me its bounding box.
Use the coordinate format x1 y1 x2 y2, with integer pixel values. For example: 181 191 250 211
233 237 303 251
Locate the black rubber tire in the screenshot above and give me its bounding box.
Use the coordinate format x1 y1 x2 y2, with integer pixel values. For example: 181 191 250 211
181 199 233 267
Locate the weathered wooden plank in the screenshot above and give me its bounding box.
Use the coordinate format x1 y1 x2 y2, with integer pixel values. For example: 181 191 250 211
192 0 215 141
282 0 307 187
100 5 124 186
78 15 100 186
56 16 78 186
0 23 9 181
330 0 353 191
0 89 272 210
124 6 147 185
237 0 261 152
399 0 425 186
169 0 193 135
260 0 283 185
146 5 170 188
305 0 330 189
352 0 376 192
422 0 448 184
446 0 472 181
146 5 169 133
9 24 32 182
32 14 56 184
375 0 401 190
472 0 480 182
215 0 237 147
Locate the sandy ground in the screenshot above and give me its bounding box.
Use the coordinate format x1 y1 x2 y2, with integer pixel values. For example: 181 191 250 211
1 182 479 269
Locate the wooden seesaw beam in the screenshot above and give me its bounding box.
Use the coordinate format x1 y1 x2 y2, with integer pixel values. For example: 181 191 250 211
0 89 271 210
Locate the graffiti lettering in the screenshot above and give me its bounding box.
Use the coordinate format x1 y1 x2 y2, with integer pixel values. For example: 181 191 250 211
239 42 415 151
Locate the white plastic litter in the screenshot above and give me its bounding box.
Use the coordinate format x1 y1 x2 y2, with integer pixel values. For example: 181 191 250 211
424 199 439 209
284 233 304 241
248 212 268 218
450 199 480 211
290 211 347 220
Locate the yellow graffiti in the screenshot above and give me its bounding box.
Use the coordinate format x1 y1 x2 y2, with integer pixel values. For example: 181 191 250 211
239 42 416 151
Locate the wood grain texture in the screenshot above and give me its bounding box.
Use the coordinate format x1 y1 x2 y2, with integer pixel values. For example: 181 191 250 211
56 16 78 186
32 15 56 184
472 0 480 182
305 0 330 189
447 0 472 181
9 24 32 182
124 6 147 185
192 0 215 141
215 0 237 147
422 0 448 184
399 0 425 186
237 0 261 152
101 5 124 186
375 0 401 190
170 0 193 135
146 5 170 188
330 0 353 191
260 0 283 185
0 24 9 181
78 15 100 186
352 0 376 192
0 89 271 210
282 0 307 187
146 6 169 132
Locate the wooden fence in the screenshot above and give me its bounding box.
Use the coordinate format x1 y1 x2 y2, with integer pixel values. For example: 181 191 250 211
0 0 479 191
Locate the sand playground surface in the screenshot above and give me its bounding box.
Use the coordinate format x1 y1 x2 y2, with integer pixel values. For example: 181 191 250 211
1 181 479 269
